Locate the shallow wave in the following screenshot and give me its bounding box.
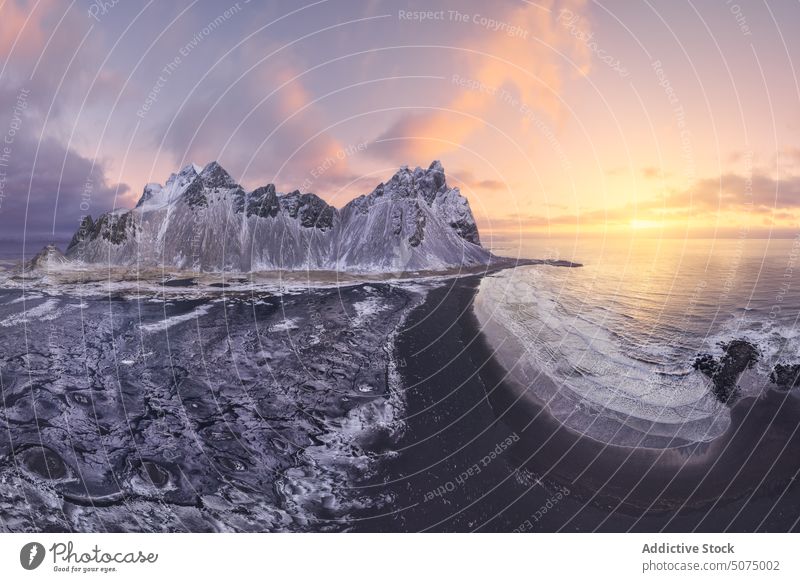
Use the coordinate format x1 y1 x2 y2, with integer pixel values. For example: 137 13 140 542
474 266 729 447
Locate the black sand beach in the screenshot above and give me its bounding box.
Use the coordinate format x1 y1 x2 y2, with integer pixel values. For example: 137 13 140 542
2 270 798 532
357 276 800 532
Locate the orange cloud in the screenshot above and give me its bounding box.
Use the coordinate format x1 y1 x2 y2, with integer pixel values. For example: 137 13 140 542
0 0 46 58
372 0 592 161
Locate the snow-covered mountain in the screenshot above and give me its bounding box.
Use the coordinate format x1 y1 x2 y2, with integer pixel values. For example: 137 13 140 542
65 161 491 273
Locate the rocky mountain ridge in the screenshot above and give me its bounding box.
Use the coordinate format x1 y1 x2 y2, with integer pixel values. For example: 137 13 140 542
65 160 491 273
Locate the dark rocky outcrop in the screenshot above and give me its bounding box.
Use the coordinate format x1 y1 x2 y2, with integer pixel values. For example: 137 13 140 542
242 184 280 218
770 363 800 390
67 212 136 248
67 215 96 251
181 178 209 209
198 161 237 190
448 216 480 245
96 212 137 245
408 202 426 247
693 339 760 404
279 191 336 231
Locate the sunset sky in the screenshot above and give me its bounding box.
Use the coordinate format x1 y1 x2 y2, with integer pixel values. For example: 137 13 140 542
1 0 799 245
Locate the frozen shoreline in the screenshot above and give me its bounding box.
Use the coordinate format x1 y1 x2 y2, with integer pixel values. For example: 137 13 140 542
0 254 573 298
0 280 429 532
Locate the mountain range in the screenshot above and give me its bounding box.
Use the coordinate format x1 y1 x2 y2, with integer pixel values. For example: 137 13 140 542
65 160 491 273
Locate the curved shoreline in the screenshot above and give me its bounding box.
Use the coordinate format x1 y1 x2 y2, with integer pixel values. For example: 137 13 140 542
365 273 800 531
472 273 800 521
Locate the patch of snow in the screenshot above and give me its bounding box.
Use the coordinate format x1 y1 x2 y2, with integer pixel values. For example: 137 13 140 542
139 303 213 333
268 318 300 332
0 298 60 327
351 297 384 327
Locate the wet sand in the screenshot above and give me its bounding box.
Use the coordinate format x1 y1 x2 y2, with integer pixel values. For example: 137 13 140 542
360 275 800 532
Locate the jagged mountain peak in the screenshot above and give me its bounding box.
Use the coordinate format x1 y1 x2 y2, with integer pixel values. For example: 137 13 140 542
241 183 279 218
347 160 453 214
278 190 336 230
253 183 276 196
428 159 445 173
135 163 200 209
135 183 163 208
134 161 241 210
168 163 201 185
198 161 238 189
379 159 449 201
181 161 240 208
